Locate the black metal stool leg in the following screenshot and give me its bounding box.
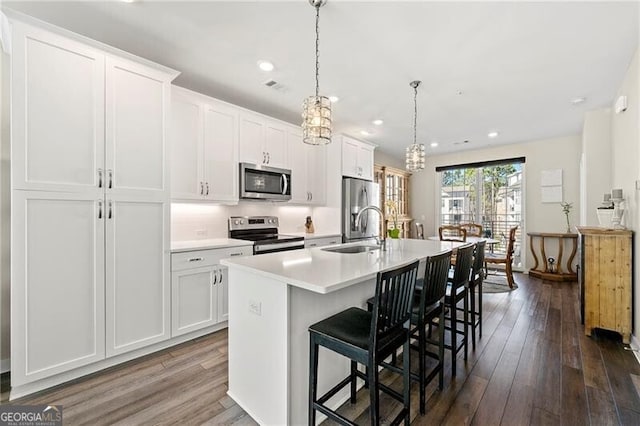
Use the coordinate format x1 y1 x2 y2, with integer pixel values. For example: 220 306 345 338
470 285 477 350
350 361 357 403
368 358 379 425
451 302 457 377
309 336 318 426
464 294 469 361
403 337 411 425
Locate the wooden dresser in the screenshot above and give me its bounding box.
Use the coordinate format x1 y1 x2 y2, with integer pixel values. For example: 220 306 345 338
577 227 633 343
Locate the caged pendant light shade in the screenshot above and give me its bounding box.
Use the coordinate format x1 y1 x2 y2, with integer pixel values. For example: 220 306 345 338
406 80 425 171
302 0 331 145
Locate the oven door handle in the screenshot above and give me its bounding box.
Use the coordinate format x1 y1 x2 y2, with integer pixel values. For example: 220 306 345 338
254 241 303 253
281 173 288 195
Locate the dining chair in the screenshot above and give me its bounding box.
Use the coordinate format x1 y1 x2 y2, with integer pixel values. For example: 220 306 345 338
309 260 419 425
460 223 483 237
485 226 518 288
415 222 425 239
438 225 467 242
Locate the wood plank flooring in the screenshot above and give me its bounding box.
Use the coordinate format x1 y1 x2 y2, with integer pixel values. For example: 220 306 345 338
2 273 639 425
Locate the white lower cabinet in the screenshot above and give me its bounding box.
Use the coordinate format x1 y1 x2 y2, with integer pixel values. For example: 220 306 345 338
304 236 341 248
11 192 170 387
11 192 106 386
105 198 170 357
171 246 252 337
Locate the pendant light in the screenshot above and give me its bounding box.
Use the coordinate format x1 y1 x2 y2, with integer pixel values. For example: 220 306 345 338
406 80 425 171
302 0 332 145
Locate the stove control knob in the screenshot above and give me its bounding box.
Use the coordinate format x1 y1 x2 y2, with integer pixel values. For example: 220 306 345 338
240 220 245 224
233 220 240 225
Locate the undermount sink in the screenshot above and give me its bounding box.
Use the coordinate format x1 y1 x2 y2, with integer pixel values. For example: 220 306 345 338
322 245 381 254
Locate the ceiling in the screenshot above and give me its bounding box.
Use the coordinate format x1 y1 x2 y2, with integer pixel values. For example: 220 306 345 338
4 1 639 160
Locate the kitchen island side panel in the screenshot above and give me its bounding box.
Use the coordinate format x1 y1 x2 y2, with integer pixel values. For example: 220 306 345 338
227 268 289 425
288 278 377 426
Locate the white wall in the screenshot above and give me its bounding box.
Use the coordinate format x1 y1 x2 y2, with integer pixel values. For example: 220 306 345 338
374 149 405 170
610 48 639 341
410 134 582 270
581 109 612 226
1 47 9 371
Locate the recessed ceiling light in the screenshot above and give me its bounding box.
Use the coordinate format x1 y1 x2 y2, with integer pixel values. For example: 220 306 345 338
571 97 586 105
360 130 370 136
488 131 499 138
329 95 339 103
121 0 138 3
430 142 438 147
372 119 383 126
257 60 274 72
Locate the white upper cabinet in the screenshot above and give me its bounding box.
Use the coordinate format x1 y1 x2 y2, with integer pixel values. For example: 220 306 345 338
170 87 239 202
288 127 326 205
341 135 375 181
203 101 239 201
11 23 105 193
239 112 288 169
106 57 169 197
12 21 173 197
170 91 203 200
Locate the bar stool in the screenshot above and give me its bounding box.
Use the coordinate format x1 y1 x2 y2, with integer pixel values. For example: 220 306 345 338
442 243 474 376
366 251 452 414
469 241 486 348
308 260 419 425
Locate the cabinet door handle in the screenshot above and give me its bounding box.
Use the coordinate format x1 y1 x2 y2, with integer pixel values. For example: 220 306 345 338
217 270 223 284
188 257 204 262
262 152 266 163
200 182 204 195
97 169 103 188
212 270 217 285
206 182 210 196
229 252 243 257
310 192 313 201
267 152 270 164
108 169 113 189
309 243 317 247
98 200 103 219
108 200 113 219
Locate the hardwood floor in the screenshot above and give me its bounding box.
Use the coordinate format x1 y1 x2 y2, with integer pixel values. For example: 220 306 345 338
2 273 639 425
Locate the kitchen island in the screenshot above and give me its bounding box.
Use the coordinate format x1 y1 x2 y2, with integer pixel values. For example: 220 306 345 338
221 239 463 425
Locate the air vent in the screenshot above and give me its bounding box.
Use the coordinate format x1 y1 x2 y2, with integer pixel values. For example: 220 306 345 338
263 79 288 93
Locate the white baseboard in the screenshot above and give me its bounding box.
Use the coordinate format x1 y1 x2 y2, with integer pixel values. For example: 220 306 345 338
630 334 640 365
1 358 9 373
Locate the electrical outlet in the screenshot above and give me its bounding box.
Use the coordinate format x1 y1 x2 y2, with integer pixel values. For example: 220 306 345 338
195 229 207 237
249 300 262 316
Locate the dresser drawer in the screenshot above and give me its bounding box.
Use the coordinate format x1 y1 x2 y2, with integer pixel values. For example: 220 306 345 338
172 246 252 271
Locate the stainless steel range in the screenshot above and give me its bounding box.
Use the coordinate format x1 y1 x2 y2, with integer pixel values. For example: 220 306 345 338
228 216 304 255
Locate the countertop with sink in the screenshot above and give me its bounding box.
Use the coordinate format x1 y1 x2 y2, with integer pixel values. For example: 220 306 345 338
221 239 464 294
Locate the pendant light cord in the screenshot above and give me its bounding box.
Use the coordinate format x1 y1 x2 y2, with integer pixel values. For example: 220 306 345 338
315 5 320 98
413 84 418 145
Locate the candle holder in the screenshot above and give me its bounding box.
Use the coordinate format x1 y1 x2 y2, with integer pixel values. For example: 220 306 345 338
611 198 626 229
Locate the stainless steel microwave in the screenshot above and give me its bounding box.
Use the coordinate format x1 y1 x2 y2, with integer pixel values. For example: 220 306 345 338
239 163 292 201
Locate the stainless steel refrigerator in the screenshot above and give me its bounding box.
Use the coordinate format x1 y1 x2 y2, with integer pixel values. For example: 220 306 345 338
342 177 380 243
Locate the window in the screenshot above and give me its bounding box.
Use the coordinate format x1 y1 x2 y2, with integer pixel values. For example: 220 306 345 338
437 158 524 268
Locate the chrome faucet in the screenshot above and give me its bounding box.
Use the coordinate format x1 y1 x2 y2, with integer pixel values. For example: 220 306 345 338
355 205 386 251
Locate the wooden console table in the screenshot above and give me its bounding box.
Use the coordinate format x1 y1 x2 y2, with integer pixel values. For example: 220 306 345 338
528 232 578 282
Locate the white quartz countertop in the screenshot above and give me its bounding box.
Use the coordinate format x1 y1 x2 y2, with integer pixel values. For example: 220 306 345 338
221 239 465 294
171 238 254 253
